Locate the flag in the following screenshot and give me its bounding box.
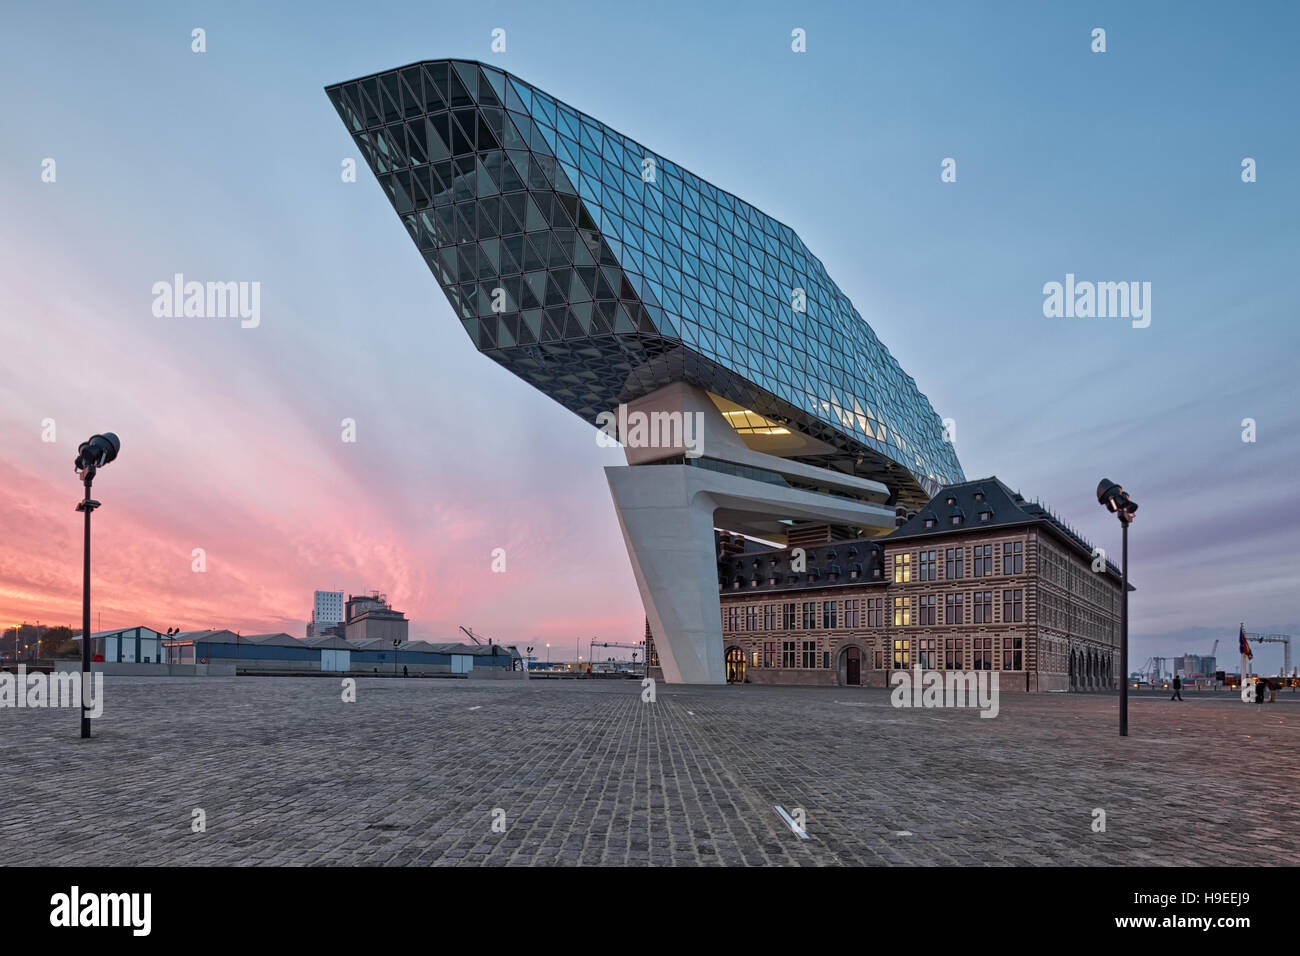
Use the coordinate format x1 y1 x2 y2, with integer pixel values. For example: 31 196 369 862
1239 624 1252 660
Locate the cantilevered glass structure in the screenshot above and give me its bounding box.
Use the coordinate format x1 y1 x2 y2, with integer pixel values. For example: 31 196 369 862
325 60 963 505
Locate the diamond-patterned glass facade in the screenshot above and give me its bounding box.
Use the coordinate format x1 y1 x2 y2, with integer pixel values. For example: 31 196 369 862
326 60 964 503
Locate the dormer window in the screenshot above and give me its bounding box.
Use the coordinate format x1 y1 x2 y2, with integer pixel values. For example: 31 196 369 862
951 514 962 525
979 511 991 522
924 518 936 529
946 496 956 505
973 491 984 502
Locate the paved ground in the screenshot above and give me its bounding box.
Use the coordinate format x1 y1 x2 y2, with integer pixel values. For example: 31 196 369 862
2 676 1296 865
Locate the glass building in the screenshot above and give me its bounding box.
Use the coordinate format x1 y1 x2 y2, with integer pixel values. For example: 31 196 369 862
325 59 963 506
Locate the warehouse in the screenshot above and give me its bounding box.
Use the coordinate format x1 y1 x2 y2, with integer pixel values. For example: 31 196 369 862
163 630 522 676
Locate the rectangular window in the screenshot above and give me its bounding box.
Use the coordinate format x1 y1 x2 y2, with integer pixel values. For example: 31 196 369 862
918 594 936 626
844 599 860 628
893 596 910 627
802 640 817 669
1002 589 1023 623
1003 541 1023 574
822 650 830 669
944 637 962 670
782 641 796 668
823 601 838 629
783 603 796 629
802 602 816 629
763 641 776 668
973 544 992 577
867 598 883 627
1003 636 1023 671
764 604 777 630
973 637 992 670
745 605 757 631
892 639 910 669
972 591 993 624
918 550 936 581
873 650 884 669
893 553 911 583
917 637 936 668
945 547 963 579
727 607 739 631
945 592 963 625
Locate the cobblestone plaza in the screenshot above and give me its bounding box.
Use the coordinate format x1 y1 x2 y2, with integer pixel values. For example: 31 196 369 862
3 677 1296 866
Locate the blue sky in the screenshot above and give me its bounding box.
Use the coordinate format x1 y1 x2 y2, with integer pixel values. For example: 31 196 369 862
1 0 1297 672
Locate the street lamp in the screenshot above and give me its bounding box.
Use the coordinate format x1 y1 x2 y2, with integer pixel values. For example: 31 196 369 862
1096 478 1137 737
74 432 120 739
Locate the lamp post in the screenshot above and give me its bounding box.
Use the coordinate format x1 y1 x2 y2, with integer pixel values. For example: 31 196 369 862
74 432 120 740
1096 478 1137 738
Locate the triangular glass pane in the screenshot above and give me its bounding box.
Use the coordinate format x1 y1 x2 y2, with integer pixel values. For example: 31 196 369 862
453 61 479 100
445 67 473 108
476 156 499 195
426 115 451 162
524 196 548 232
477 67 503 107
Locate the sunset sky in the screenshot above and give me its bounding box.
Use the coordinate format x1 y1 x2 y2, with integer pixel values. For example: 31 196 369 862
1 1 1297 669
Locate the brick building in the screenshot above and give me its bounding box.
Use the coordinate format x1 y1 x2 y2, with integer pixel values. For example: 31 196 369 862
646 477 1127 692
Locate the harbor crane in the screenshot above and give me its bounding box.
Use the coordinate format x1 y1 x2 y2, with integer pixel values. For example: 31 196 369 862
1245 632 1293 676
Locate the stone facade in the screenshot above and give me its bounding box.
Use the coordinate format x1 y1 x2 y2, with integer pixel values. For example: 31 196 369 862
705 479 1125 692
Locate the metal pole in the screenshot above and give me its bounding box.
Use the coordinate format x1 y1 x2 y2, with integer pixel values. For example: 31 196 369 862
1120 518 1128 737
79 476 94 739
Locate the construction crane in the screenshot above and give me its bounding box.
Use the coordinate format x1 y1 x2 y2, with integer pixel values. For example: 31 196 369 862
1139 656 1169 685
458 625 488 646
1245 632 1293 676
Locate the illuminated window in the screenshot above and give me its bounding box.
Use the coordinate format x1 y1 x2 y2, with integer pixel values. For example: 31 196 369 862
893 554 911 583
893 639 910 668
893 596 910 627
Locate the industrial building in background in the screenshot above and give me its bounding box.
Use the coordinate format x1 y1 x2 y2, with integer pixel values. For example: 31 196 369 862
306 589 345 638
328 59 964 685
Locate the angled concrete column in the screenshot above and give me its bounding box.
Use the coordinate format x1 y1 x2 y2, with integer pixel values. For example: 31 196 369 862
604 382 896 685
606 465 723 685
607 461 896 685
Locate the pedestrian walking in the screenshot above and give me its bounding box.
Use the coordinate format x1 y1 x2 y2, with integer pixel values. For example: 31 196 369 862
1170 675 1183 701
